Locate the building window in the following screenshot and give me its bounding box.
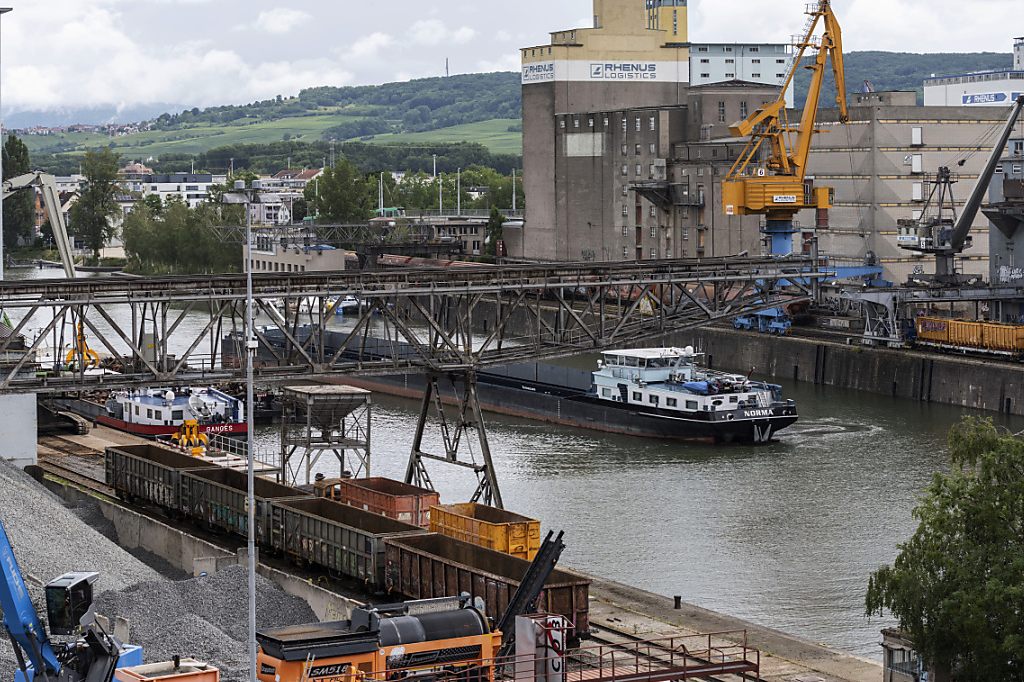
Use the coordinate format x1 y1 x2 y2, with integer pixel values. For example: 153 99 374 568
623 246 629 258
776 73 786 78
649 117 656 131
574 118 580 128
649 163 656 176
649 206 657 218
622 143 628 155
649 142 656 154
622 225 628 236
650 248 657 259
740 101 748 118
622 118 628 132
912 126 923 146
650 226 657 237
588 117 594 128
635 117 642 131
725 73 735 78
560 120 566 129
622 204 629 216
700 73 710 79
725 58 734 64
700 58 709 64
718 101 726 123
622 164 629 176
752 73 761 78
635 144 642 155
749 46 759 53
603 117 609 127
777 59 786 64
697 46 708 52
1014 164 1024 174
622 185 629 196
635 164 643 176
672 9 678 34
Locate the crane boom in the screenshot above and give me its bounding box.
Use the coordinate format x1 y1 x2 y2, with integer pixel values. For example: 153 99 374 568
3 173 77 278
722 0 849 256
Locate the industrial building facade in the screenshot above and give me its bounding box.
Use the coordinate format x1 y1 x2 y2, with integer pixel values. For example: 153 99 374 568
519 0 787 262
798 91 1024 283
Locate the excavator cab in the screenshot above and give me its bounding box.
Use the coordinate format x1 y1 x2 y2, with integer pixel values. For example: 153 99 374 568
45 572 99 636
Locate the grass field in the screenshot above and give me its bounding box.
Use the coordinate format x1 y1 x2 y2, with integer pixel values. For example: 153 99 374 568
365 119 522 155
23 113 524 161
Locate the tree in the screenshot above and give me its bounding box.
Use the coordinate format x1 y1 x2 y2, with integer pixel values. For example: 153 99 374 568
142 194 163 216
292 198 309 223
866 416 1024 681
70 148 121 258
2 134 35 251
304 160 371 222
485 206 504 258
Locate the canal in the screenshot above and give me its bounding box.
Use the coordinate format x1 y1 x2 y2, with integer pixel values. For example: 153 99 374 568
257 368 1020 659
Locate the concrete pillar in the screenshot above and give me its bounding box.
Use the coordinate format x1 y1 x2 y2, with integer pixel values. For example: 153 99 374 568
0 393 37 468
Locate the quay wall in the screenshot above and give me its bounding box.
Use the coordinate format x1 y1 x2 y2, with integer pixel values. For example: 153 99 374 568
678 327 1024 416
454 297 1023 417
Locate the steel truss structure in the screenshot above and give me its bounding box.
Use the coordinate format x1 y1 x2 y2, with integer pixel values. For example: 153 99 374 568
0 256 822 507
0 257 820 395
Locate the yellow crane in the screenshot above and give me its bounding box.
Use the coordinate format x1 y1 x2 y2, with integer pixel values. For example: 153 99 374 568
722 0 849 256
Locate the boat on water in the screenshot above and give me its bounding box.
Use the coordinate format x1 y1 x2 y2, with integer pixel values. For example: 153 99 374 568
94 387 247 437
583 347 798 444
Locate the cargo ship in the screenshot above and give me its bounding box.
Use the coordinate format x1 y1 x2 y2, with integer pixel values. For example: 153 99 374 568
343 346 798 445
60 387 247 437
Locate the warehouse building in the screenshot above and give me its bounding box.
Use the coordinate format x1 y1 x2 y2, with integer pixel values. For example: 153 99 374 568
796 90 1024 283
923 37 1024 107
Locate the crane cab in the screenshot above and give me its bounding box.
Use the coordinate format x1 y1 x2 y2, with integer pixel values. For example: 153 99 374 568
44 572 99 636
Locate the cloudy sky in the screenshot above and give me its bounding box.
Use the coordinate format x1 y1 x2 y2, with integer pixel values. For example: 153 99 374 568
0 0 1018 115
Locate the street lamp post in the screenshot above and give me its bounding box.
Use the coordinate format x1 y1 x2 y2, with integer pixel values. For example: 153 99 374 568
0 8 13 282
232 179 258 682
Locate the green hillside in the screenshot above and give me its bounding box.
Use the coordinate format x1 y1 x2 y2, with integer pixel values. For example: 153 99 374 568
22 51 1015 173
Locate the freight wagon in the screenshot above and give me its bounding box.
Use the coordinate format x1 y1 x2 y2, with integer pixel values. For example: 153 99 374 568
180 467 305 545
384 533 591 638
315 477 440 528
104 446 589 632
430 503 541 560
915 316 1024 357
105 444 221 509
268 497 426 587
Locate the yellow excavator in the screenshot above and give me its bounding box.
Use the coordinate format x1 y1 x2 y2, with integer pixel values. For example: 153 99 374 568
722 0 848 256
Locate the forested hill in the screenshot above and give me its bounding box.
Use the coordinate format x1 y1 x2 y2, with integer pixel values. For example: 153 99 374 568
150 72 522 140
794 51 1011 106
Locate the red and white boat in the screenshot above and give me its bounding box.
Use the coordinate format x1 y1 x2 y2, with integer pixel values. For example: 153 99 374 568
98 387 247 437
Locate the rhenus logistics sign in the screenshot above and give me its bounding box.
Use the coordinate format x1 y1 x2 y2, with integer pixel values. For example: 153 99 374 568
590 63 658 80
521 61 688 85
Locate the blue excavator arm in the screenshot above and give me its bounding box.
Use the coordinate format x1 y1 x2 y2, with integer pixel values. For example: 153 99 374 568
0 521 63 681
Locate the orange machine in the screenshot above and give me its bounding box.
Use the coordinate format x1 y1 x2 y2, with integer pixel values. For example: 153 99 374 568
257 597 502 682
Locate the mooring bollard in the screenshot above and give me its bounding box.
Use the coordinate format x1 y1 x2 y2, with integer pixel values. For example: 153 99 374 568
674 595 682 609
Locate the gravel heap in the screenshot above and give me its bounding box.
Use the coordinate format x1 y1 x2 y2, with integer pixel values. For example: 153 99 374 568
0 458 165 676
94 564 317 681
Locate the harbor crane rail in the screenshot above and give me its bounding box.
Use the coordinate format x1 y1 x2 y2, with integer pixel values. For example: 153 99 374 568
722 0 849 256
0 256 824 395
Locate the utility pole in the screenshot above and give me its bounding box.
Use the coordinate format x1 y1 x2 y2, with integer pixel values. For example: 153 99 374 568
512 169 517 213
457 168 461 216
0 8 10 281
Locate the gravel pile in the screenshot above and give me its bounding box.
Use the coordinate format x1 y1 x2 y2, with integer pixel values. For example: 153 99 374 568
0 459 162 591
0 458 165 677
94 565 317 682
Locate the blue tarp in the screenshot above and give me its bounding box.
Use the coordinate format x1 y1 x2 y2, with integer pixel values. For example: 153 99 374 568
682 381 711 395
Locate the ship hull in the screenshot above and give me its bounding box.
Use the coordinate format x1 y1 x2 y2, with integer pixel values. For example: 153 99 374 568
338 372 796 445
94 415 248 437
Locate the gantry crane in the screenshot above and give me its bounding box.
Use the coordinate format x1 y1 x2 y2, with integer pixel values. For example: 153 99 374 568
898 95 1024 284
722 0 849 256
